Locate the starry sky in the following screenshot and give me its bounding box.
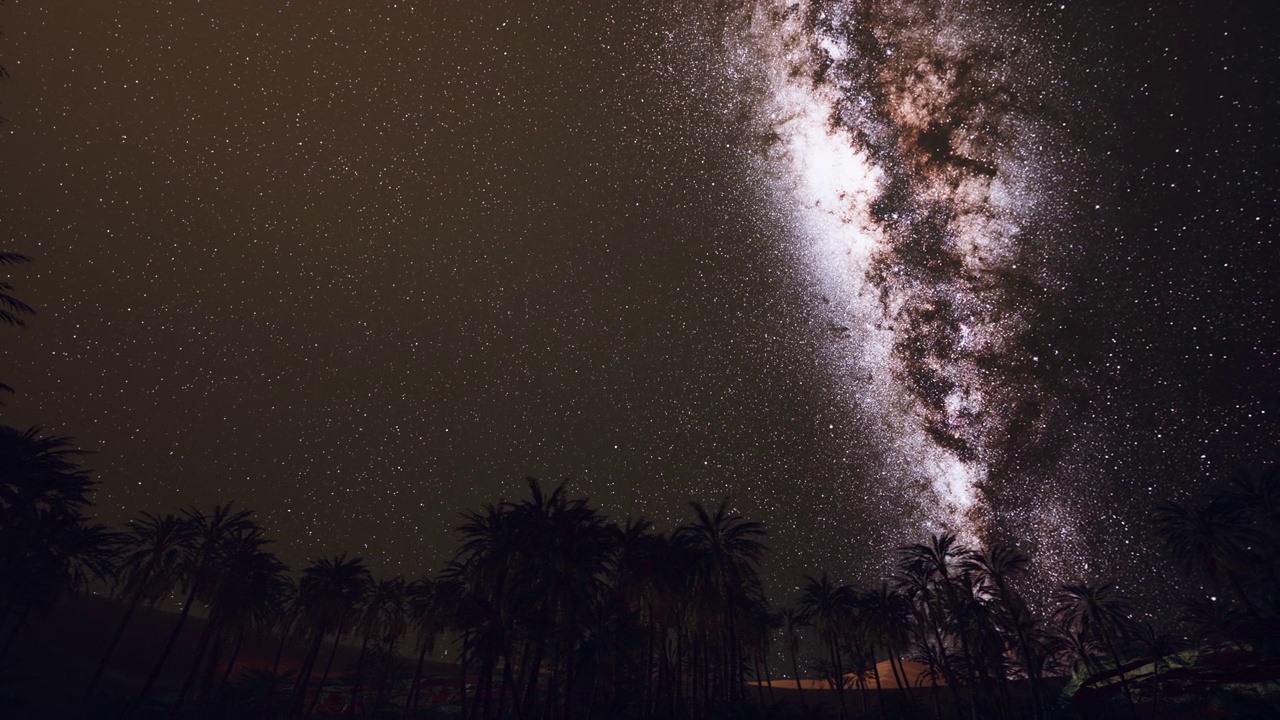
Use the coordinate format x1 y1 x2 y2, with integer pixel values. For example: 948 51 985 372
1 0 1276 604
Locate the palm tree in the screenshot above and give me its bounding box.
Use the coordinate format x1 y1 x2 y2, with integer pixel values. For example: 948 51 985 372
1153 498 1265 613
0 426 95 530
797 572 856 719
508 478 614 720
203 559 292 704
405 576 444 716
0 251 34 328
446 499 520 720
81 511 191 706
1132 622 1182 720
1054 582 1138 719
861 582 918 716
0 251 35 396
1178 596 1244 647
0 426 106 659
129 503 258 713
290 553 372 719
780 607 810 711
962 542 1046 719
261 578 300 718
598 516 661 716
173 529 289 710
673 499 767 709
893 540 967 715
348 575 407 718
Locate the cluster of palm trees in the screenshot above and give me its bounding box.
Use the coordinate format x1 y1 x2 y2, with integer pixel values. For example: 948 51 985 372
437 479 770 720
1 422 1277 718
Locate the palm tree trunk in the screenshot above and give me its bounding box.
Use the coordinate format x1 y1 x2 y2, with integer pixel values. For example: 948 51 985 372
521 639 546 711
408 634 431 715
372 632 401 716
499 641 519 720
931 676 944 720
928 619 964 719
347 625 374 719
563 648 576 720
219 624 248 693
747 653 757 702
892 650 917 717
173 614 221 713
828 630 846 720
673 625 685 720
1103 631 1139 720
458 633 472 720
788 637 807 710
80 590 143 706
131 577 203 714
198 628 227 702
641 622 656 717
288 629 325 719
871 649 888 715
263 628 289 720
307 627 345 718
480 654 496 720
1014 629 1044 720
852 642 868 720
0 608 28 665
1150 661 1162 720
763 649 776 705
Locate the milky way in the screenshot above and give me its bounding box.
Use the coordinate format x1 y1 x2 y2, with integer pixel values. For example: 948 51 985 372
670 0 1174 584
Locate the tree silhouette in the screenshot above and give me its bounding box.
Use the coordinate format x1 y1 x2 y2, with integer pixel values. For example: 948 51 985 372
780 606 811 711
347 575 407 718
962 542 1046 719
172 527 288 710
797 572 856 719
128 503 257 713
0 251 34 328
0 426 110 661
673 498 767 709
80 511 190 707
290 553 371 719
1054 582 1138 719
404 575 444 716
1154 498 1264 613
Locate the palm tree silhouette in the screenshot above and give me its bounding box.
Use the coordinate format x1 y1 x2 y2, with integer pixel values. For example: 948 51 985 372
261 576 300 718
861 582 918 716
0 251 34 328
673 499 767 709
797 572 856 719
0 252 36 398
347 575 407 718
291 553 371 719
1054 582 1138 719
893 536 968 715
129 503 257 714
172 527 288 710
0 426 108 661
1153 498 1265 614
1178 595 1245 647
80 511 190 706
506 478 613 720
404 575 444 716
962 542 1046 719
1132 621 1182 720
780 606 811 711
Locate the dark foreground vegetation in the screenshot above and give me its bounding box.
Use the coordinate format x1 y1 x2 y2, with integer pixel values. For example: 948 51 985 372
1 425 1277 719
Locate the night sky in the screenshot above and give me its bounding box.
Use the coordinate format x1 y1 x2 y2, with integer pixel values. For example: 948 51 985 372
2 0 1276 605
